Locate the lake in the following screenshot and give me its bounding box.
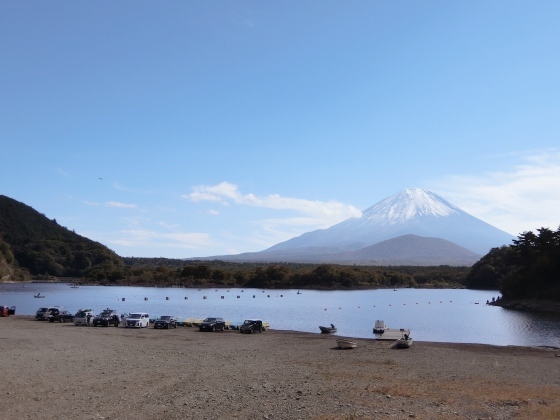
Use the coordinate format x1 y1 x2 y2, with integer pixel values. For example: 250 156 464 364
2 283 559 348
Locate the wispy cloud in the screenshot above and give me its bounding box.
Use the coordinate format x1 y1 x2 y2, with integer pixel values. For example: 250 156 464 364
435 150 560 235
56 168 71 177
108 229 216 252
84 201 137 209
106 201 137 209
183 182 362 224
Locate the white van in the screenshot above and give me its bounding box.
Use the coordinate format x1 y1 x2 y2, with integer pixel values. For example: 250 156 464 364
73 309 95 326
35 306 63 321
124 312 150 328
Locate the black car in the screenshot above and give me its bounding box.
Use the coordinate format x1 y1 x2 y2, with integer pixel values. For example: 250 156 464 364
199 317 226 332
153 316 178 329
47 309 74 323
92 309 120 327
239 319 264 334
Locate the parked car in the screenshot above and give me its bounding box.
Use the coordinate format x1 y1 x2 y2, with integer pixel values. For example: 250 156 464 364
73 309 95 326
199 317 226 332
92 309 120 327
48 309 74 323
35 306 63 321
125 312 150 328
0 305 15 316
240 319 264 334
153 316 178 329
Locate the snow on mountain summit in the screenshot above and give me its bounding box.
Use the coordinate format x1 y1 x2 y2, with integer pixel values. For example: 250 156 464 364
205 187 515 261
360 188 460 225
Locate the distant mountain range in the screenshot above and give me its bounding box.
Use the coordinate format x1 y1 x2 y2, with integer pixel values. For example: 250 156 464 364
195 188 515 266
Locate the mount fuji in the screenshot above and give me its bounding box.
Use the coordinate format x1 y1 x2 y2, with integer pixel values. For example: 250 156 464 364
197 189 516 266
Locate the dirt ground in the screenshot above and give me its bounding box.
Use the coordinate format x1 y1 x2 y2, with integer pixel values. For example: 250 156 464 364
0 316 559 419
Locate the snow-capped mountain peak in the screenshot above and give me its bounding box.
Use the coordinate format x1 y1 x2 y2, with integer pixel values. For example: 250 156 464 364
203 188 515 262
360 188 460 225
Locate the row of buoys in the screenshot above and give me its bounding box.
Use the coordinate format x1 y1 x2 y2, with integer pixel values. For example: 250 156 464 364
323 300 455 310
121 294 286 301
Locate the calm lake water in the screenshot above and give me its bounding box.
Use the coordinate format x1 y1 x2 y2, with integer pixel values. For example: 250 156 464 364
2 283 559 348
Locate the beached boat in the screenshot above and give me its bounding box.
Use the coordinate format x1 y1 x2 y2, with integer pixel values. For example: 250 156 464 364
374 328 411 340
373 320 387 334
34 293 45 298
393 334 413 349
319 323 336 334
336 338 357 349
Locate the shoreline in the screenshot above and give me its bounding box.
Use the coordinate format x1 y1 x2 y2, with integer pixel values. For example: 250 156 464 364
7 280 560 315
1 316 559 419
488 298 560 314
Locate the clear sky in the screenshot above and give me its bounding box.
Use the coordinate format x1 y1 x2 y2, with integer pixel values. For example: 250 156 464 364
1 1 559 258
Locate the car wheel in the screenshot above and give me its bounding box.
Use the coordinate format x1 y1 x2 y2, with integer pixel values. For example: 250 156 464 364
212 325 216 332
250 328 254 334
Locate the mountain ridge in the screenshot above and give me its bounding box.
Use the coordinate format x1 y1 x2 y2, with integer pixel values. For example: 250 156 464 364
194 188 514 266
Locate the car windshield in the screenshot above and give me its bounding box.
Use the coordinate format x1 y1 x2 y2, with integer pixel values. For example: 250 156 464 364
39 307 48 312
243 320 256 324
129 314 143 319
159 316 171 320
203 318 217 322
99 312 112 317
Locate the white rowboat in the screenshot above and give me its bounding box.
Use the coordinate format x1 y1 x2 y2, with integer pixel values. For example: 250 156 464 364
336 338 357 349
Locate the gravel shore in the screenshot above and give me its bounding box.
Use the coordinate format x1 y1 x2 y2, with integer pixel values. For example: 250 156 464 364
1 316 559 419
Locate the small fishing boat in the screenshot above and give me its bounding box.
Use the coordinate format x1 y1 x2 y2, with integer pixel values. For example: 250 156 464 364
393 334 413 349
336 338 357 349
373 320 387 334
319 323 337 334
34 293 45 298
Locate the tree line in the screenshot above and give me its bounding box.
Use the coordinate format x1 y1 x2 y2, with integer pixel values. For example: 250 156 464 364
466 226 560 301
82 258 470 289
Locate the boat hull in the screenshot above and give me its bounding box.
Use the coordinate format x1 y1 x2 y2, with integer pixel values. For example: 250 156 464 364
336 338 357 349
319 326 336 334
394 338 413 349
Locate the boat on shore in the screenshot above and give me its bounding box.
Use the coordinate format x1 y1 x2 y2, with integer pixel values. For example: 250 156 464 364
393 334 413 349
373 320 387 334
319 323 336 334
336 338 357 349
374 328 411 340
34 293 45 298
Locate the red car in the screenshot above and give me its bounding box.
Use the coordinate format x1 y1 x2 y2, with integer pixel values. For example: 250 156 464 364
0 306 16 317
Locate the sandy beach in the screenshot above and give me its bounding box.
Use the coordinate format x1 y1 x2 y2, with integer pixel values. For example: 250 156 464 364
0 316 559 419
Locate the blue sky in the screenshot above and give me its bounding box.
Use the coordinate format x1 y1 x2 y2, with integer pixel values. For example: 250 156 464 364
1 1 559 258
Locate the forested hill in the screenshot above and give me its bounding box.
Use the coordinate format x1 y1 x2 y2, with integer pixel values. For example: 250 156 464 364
465 227 560 302
0 195 123 278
